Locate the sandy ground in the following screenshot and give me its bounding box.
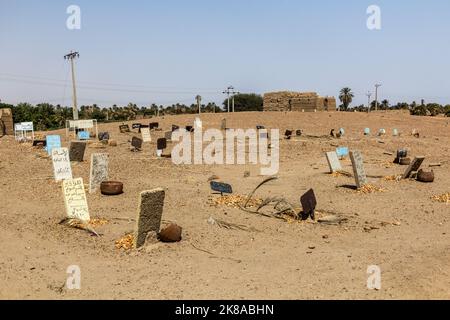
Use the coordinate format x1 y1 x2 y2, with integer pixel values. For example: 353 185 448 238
0 110 449 300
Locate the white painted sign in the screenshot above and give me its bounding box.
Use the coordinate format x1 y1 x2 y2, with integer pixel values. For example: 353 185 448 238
69 120 94 129
141 127 151 142
51 148 73 181
326 151 342 173
62 178 90 222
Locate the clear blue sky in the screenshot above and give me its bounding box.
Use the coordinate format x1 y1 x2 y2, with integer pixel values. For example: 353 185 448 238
1 0 449 107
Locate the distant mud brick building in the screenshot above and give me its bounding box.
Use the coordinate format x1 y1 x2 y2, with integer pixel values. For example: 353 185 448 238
263 91 336 112
0 108 14 135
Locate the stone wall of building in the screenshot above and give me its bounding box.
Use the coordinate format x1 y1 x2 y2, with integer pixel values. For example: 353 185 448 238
263 91 336 112
0 108 14 135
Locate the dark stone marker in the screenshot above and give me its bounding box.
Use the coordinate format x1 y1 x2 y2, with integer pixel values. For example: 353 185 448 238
300 189 317 221
210 181 233 195
98 132 110 141
397 149 407 159
285 130 293 139
296 130 303 136
172 125 180 132
132 123 142 130
157 138 167 150
134 188 165 248
256 125 265 130
149 122 159 130
131 137 143 150
69 141 87 162
185 126 193 132
403 156 426 179
32 140 46 147
119 125 130 133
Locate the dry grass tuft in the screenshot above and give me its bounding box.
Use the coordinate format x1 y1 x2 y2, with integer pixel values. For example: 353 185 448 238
115 233 134 250
211 195 263 209
431 193 450 204
357 184 387 194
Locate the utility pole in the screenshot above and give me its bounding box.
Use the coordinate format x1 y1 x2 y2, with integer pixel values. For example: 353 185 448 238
223 86 238 112
196 95 202 115
64 51 80 120
374 83 382 112
366 92 372 113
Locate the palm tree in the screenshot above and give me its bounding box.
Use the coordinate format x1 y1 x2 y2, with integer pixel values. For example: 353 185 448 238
339 87 354 111
380 99 390 110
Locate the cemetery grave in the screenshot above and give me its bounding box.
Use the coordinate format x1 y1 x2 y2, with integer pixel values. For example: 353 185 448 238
1 111 449 300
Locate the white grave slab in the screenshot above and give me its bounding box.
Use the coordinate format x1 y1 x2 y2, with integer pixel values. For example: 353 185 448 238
51 148 73 181
141 127 151 143
62 178 90 222
326 151 342 173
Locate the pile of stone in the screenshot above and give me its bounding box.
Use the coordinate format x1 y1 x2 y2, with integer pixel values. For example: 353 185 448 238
0 108 14 135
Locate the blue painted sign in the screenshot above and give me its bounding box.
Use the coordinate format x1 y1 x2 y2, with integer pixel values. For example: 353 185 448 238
77 131 90 140
46 135 61 155
210 181 233 195
336 147 349 159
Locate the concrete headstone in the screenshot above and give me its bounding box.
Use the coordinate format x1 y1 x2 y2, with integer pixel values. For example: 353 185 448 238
62 178 90 222
141 127 151 143
51 147 72 181
325 151 342 173
89 153 109 193
350 150 368 189
134 188 165 248
69 141 87 162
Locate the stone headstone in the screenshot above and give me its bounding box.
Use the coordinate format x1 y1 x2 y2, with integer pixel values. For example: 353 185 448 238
185 126 193 132
77 131 90 140
339 128 345 136
119 124 130 133
350 150 368 189
300 189 317 220
296 130 303 137
210 181 233 195
194 118 202 130
131 137 143 150
285 130 293 139
403 156 425 179
46 135 61 155
157 138 167 151
149 122 159 130
89 153 109 193
62 178 90 222
336 147 349 159
51 148 72 181
141 127 151 142
325 151 342 173
134 188 165 248
32 139 46 147
69 141 87 162
98 132 110 141
364 128 371 135
393 129 399 136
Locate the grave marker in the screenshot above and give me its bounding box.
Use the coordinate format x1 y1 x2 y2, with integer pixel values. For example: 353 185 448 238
172 125 180 132
325 151 342 173
131 137 143 151
119 124 130 133
132 123 142 130
62 178 90 222
98 132 110 141
89 153 109 193
210 181 233 195
403 156 425 179
77 131 90 140
134 188 165 248
150 122 159 130
46 135 62 155
69 141 87 162
141 127 151 142
336 147 349 159
350 150 368 189
300 189 317 220
164 131 172 141
364 128 371 135
51 148 72 181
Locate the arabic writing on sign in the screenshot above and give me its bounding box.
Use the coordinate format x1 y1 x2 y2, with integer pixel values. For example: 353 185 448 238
63 178 90 221
51 148 72 181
